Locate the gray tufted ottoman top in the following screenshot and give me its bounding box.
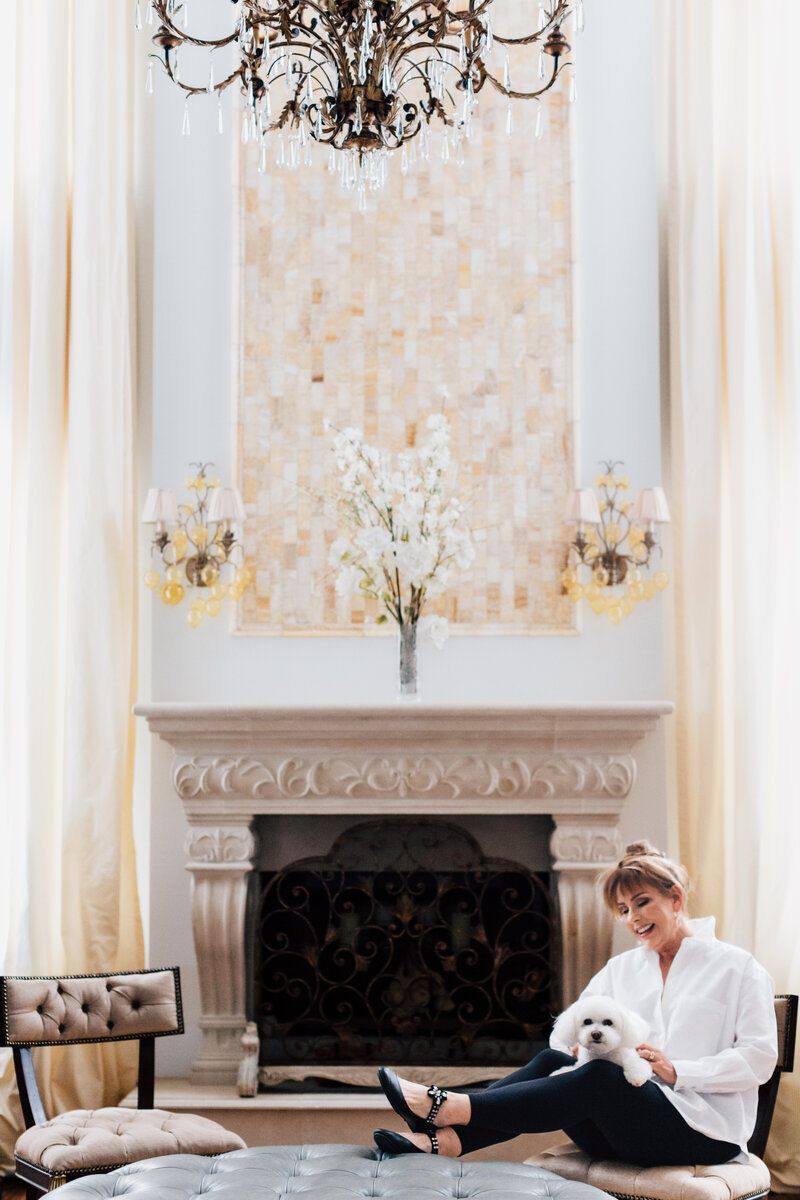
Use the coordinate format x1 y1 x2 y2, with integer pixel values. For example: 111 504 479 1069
55 1144 613 1200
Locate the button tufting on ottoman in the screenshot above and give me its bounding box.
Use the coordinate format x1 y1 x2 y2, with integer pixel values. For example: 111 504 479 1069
54 1144 616 1200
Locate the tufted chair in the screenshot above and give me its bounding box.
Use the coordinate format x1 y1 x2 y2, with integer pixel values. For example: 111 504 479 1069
524 994 797 1200
0 968 245 1198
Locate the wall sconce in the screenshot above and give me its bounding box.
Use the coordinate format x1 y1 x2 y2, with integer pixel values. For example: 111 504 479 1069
142 463 251 627
562 462 670 624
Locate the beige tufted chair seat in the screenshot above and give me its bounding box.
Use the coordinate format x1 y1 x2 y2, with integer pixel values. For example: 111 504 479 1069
1 968 245 1197
15 1107 244 1177
524 1142 770 1200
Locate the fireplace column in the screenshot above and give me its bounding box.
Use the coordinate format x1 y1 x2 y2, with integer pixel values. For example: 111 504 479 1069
183 819 256 1086
551 816 624 1004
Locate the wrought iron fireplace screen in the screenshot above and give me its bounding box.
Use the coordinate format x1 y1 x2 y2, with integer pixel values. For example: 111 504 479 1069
253 819 557 1068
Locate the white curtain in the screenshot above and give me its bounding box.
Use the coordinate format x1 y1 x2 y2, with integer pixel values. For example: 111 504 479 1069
660 0 800 1187
0 0 143 1172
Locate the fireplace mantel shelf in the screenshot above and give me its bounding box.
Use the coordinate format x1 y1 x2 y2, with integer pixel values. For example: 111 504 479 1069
135 701 673 1090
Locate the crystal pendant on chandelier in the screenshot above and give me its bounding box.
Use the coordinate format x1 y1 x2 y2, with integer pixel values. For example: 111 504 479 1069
141 0 580 197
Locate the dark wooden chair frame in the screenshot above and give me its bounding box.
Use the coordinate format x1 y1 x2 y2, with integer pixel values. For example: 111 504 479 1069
747 992 797 1159
1 967 183 1200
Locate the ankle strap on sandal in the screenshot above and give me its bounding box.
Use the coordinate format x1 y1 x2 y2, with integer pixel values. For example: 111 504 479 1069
425 1084 448 1127
428 1130 439 1155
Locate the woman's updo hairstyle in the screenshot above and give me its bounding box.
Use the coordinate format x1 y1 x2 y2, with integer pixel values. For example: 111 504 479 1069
600 840 691 913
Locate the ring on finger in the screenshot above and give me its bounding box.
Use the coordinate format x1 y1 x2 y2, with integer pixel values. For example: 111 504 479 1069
649 1051 655 1062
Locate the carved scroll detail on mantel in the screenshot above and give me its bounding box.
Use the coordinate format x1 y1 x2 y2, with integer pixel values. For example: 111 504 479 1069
550 821 625 867
184 825 257 864
174 753 635 802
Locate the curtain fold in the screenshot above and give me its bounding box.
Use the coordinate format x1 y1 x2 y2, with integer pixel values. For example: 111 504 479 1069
660 0 800 1187
0 0 143 1174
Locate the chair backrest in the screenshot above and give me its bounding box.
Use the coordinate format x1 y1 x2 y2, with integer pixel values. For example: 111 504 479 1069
748 993 797 1158
0 968 183 1129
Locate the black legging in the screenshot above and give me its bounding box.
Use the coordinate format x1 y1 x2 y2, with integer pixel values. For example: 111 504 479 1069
453 1050 739 1166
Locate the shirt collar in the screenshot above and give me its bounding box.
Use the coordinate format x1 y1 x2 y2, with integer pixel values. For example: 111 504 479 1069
686 915 716 939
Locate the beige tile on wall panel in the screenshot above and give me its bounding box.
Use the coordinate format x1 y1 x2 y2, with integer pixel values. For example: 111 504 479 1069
234 16 577 636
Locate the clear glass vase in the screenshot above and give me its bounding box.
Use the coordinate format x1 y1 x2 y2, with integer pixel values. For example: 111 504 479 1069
397 621 420 702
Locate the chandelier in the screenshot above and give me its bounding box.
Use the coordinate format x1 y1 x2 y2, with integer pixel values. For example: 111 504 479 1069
141 464 252 627
139 0 579 198
562 463 671 625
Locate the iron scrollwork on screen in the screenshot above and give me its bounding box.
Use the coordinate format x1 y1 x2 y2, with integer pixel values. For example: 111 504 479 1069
252 818 557 1075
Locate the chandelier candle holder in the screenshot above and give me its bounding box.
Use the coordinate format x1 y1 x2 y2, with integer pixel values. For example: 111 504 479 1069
326 413 474 700
141 463 252 627
562 462 671 624
138 0 580 201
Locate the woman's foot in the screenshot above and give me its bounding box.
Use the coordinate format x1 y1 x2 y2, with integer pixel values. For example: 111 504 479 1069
380 1072 471 1128
374 1127 462 1157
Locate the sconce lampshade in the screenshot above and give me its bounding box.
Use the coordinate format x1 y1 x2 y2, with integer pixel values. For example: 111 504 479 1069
629 487 671 524
141 488 179 525
207 486 246 524
564 488 602 525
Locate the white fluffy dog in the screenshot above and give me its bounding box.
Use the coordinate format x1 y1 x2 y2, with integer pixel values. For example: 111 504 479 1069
551 995 653 1087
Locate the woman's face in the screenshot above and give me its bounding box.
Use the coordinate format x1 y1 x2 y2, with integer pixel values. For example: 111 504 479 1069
615 883 685 955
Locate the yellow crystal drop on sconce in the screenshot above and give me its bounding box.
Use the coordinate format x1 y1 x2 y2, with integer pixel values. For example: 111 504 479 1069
187 608 203 628
654 570 670 590
143 569 159 590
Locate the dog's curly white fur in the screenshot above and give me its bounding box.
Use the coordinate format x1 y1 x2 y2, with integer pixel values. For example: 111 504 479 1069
551 996 654 1087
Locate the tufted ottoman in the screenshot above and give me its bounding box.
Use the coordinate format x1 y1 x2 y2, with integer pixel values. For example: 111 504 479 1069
54 1144 615 1200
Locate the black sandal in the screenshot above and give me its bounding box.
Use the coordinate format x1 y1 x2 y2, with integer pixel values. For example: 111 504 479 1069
374 1128 439 1155
377 1067 449 1134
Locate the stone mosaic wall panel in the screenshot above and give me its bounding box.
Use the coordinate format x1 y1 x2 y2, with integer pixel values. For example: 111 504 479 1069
235 40 576 635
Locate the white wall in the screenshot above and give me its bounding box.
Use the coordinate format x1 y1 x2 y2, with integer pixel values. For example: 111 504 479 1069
139 0 667 1076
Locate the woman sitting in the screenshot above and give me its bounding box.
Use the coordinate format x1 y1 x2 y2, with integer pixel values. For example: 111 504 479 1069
374 841 777 1166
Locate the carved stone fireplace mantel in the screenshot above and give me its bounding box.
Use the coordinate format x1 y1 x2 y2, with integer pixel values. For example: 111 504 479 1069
135 702 672 1089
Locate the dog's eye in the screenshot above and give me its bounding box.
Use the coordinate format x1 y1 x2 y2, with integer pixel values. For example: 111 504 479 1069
582 1018 593 1026
602 1019 614 1027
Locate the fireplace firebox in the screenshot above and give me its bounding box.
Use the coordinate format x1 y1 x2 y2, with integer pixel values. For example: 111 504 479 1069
252 819 557 1078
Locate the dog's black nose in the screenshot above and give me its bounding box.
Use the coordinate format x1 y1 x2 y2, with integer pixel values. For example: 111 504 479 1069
591 1031 603 1041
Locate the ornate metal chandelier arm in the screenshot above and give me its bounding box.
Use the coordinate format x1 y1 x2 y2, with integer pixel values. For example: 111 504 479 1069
386 18 449 59
151 2 241 49
259 0 350 61
391 38 456 68
480 60 565 100
491 30 563 46
385 0 446 36
156 55 245 96
263 49 344 97
445 0 570 25
274 24 350 82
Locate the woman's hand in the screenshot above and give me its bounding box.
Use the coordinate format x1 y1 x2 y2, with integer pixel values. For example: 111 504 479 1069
636 1043 677 1086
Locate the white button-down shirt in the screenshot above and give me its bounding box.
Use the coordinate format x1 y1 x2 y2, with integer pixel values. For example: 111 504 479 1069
550 917 778 1158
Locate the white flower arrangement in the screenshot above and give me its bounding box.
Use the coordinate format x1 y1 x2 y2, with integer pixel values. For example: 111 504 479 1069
325 413 474 646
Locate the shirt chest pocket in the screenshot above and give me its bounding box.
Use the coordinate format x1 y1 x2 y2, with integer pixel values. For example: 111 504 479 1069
666 995 729 1059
